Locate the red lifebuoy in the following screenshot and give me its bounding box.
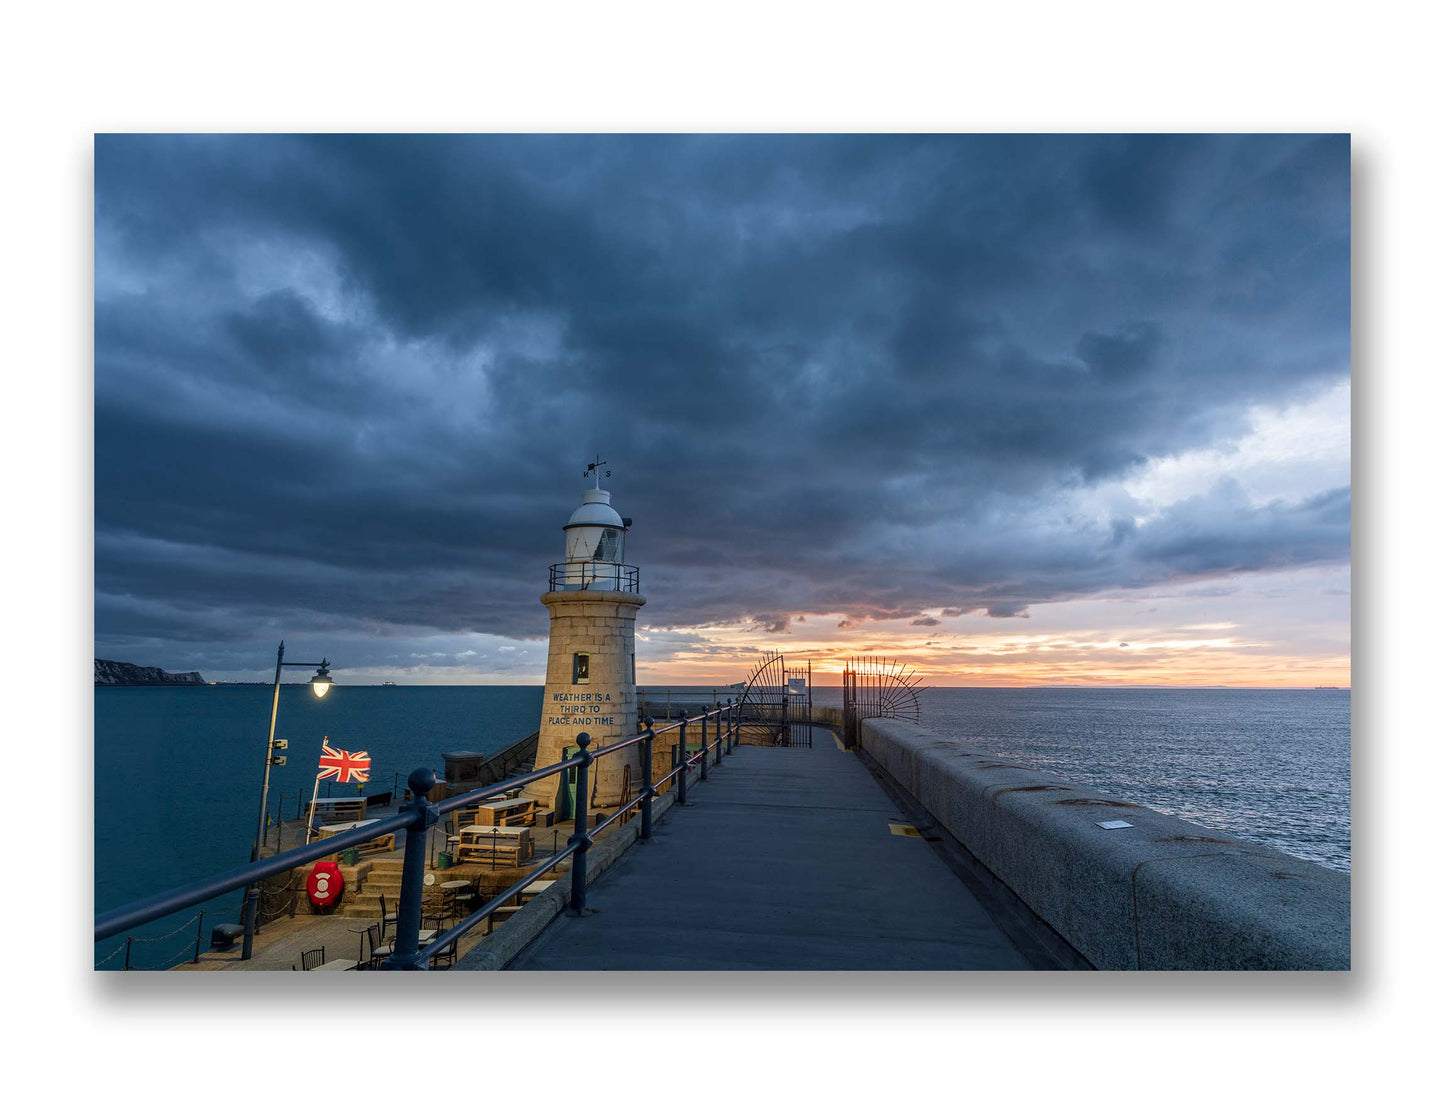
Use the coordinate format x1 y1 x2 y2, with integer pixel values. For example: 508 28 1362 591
307 861 344 911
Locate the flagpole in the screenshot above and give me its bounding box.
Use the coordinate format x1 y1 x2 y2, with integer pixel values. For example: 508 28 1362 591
305 767 323 844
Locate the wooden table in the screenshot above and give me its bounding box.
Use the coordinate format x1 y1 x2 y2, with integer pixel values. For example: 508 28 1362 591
460 796 539 828
316 819 395 857
456 825 534 866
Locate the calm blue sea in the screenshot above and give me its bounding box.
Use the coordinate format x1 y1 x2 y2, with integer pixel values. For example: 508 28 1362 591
94 685 543 969
812 685 1351 874
95 684 1349 968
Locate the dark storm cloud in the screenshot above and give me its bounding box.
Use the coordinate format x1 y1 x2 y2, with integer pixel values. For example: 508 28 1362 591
94 134 1350 670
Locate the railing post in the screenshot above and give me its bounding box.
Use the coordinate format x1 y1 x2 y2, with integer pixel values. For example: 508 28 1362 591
124 937 133 971
715 708 724 767
382 767 438 970
568 733 593 914
640 720 656 841
699 709 709 783
724 698 733 755
677 714 689 805
192 910 205 964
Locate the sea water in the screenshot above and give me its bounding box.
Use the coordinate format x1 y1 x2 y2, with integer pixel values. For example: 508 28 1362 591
812 685 1351 874
95 684 1349 967
94 685 542 969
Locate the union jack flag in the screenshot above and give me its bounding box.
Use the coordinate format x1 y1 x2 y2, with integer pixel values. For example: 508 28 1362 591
317 741 370 784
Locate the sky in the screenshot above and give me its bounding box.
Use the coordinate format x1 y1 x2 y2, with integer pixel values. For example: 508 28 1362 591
94 134 1350 687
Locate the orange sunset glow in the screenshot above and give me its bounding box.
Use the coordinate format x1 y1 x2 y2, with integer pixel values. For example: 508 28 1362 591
635 566 1351 688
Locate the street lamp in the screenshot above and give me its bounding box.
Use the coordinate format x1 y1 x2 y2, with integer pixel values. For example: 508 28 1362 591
240 640 335 961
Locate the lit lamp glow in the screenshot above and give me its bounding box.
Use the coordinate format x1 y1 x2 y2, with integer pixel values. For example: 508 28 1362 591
310 660 333 699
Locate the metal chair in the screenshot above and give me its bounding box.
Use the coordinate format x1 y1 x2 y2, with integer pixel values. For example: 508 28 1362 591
429 932 458 969
349 922 391 970
377 893 398 940
452 876 481 916
300 947 325 971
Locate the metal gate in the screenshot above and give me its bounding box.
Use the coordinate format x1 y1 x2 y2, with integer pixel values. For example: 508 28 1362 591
738 652 785 745
841 656 923 747
783 659 813 747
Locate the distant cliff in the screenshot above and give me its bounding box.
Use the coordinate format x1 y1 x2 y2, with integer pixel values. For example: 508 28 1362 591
95 659 207 686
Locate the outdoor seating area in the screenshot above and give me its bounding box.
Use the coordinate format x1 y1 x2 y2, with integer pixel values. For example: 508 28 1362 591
347 921 441 970
294 946 359 971
456 824 535 866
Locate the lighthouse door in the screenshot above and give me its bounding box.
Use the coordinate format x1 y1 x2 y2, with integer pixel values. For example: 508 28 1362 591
556 747 578 820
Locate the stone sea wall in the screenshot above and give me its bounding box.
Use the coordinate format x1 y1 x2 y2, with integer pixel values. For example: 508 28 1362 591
855 715 1350 970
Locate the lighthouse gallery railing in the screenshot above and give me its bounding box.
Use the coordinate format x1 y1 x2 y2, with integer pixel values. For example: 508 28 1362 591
94 700 741 969
548 561 640 593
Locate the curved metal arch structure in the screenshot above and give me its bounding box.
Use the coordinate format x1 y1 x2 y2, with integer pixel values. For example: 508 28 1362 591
841 656 924 747
738 651 790 745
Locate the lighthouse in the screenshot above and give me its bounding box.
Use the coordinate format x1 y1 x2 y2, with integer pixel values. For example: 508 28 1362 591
523 460 645 816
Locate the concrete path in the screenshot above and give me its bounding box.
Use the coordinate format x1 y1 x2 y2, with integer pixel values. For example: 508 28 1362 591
510 732 1034 970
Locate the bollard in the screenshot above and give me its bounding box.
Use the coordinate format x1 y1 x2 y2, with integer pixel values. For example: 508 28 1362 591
568 733 593 913
239 884 259 962
640 720 656 841
677 714 689 805
382 767 439 970
699 709 709 783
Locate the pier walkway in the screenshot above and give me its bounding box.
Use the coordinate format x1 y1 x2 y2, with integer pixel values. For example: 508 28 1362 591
497 729 1036 970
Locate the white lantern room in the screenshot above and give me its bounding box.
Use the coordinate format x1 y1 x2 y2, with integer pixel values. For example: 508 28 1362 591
552 487 635 592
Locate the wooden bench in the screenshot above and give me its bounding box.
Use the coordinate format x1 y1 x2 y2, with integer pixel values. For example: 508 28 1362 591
455 796 540 830
456 825 534 866
306 797 367 825
316 819 395 857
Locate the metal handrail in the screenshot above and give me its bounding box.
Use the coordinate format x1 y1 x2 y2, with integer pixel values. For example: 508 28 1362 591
96 699 744 968
94 811 419 941
548 562 640 594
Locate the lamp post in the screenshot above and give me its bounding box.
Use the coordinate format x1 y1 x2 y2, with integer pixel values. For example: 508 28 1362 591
240 640 334 961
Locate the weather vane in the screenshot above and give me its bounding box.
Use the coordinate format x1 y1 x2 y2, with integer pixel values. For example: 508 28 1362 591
584 453 612 488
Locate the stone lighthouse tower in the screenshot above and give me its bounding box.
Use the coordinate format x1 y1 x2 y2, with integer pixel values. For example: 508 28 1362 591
523 461 645 815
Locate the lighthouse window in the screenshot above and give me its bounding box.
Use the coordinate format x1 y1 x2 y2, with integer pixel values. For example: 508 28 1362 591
596 527 621 562
573 653 590 684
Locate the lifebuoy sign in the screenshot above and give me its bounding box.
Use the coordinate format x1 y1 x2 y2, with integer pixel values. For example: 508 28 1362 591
307 861 344 910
